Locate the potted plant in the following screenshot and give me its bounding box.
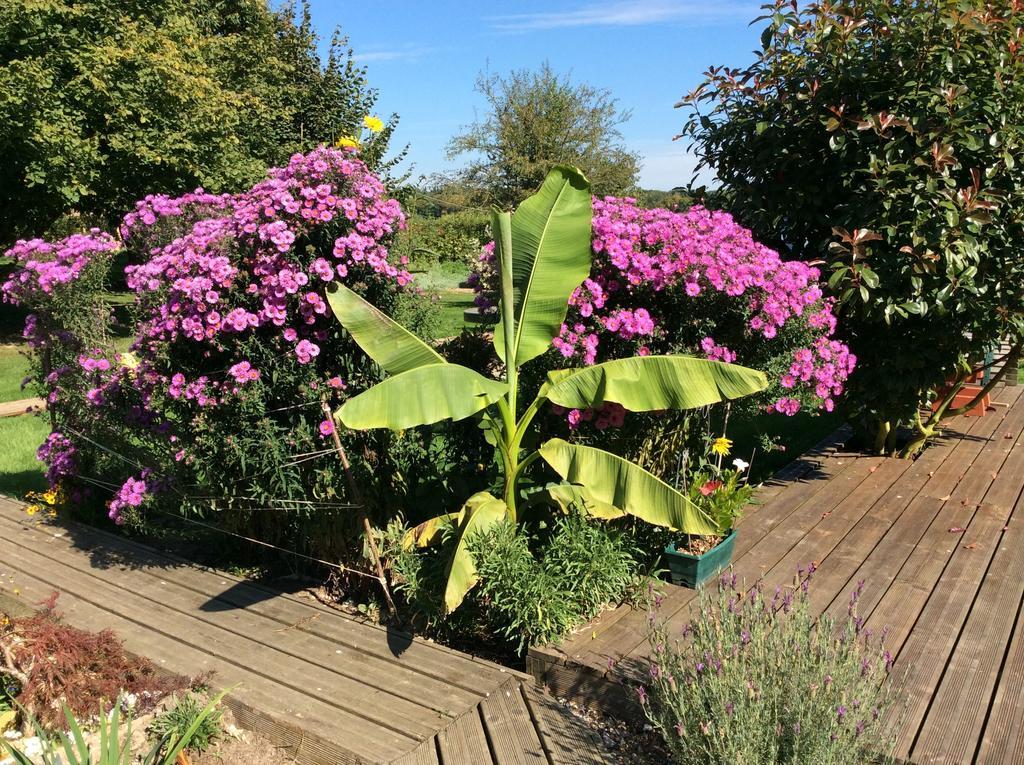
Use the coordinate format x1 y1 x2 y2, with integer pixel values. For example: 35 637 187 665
662 437 754 588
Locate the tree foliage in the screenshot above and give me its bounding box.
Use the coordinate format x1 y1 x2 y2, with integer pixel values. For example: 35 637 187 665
0 0 400 244
679 0 1024 454
447 63 641 209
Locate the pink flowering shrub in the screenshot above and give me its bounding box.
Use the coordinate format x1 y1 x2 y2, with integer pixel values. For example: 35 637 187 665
472 198 855 419
5 147 429 548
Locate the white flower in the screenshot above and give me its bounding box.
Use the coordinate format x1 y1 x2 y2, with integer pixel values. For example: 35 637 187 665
732 458 750 472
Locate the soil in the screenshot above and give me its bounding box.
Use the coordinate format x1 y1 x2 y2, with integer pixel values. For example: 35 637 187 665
673 533 725 557
548 693 672 765
190 709 298 765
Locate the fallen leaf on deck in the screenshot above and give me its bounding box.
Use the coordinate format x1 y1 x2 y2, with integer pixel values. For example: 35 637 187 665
948 526 966 533
939 495 952 501
991 472 999 480
963 542 978 550
869 465 877 473
821 511 832 519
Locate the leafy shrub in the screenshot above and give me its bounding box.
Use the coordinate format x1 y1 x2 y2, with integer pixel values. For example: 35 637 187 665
393 209 490 268
149 691 223 753
3 147 430 558
643 572 898 765
390 513 643 652
0 0 400 244
0 609 187 730
680 0 1024 454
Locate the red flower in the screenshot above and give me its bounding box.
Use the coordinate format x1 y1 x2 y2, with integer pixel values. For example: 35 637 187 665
699 480 723 496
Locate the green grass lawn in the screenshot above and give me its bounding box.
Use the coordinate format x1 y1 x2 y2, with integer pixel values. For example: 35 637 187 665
0 415 48 498
0 345 31 404
411 261 479 340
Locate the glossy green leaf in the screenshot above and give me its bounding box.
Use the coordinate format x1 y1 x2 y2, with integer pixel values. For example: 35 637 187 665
494 166 593 367
545 356 767 411
335 365 508 430
545 483 626 520
539 438 717 535
443 492 508 613
326 283 446 374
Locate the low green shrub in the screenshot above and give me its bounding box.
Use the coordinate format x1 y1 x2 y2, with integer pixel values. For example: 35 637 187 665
389 512 643 653
642 572 898 765
149 691 223 753
1 690 226 765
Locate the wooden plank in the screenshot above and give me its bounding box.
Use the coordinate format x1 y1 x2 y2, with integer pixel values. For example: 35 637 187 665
392 740 440 765
540 426 853 669
880 404 1024 760
524 685 612 765
0 562 406 765
0 529 455 741
832 392 1020 630
0 502 524 694
435 707 494 765
0 512 479 719
975 593 1024 764
605 453 870 663
910 492 1024 763
480 682 546 765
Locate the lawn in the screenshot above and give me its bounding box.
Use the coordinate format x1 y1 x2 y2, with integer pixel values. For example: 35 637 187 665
0 415 48 498
410 261 478 340
0 345 31 403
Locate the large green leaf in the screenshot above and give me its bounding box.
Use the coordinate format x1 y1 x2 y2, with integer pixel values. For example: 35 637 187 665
539 438 717 535
335 365 507 430
443 492 508 613
545 356 767 411
494 166 593 367
544 483 626 520
326 283 446 374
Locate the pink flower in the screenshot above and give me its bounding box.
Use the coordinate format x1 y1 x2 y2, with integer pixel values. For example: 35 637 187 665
295 339 320 364
319 419 335 438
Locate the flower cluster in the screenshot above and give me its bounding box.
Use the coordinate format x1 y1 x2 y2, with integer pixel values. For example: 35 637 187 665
36 433 77 486
8 146 411 526
1 231 119 305
473 198 856 415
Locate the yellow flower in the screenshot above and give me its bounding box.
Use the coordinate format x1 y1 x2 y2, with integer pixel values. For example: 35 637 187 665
362 115 384 133
711 437 733 457
25 505 39 516
336 135 359 149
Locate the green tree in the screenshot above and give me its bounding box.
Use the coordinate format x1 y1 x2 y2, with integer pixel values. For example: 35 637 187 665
0 0 400 244
680 0 1024 455
447 63 641 209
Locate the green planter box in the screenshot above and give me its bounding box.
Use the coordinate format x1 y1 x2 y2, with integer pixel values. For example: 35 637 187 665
663 529 737 588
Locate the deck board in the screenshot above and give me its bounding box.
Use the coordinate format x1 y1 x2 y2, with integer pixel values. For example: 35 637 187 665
530 385 1024 763
0 496 616 765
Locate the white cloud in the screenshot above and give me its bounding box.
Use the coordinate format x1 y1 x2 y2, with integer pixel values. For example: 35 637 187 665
353 46 436 63
488 1 755 32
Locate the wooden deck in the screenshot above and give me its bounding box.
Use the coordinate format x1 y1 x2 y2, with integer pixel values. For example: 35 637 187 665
530 385 1024 764
0 499 613 765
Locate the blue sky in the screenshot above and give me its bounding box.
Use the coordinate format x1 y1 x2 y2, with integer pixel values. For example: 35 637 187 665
304 1 766 190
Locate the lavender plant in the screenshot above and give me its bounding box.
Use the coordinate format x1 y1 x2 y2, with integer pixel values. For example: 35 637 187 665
642 571 898 764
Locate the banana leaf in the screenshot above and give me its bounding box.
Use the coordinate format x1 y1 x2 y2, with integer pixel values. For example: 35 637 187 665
539 438 717 535
326 283 446 374
546 355 767 411
335 365 507 430
493 166 593 367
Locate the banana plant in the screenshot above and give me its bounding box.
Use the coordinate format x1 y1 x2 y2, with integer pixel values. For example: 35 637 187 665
326 166 767 612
